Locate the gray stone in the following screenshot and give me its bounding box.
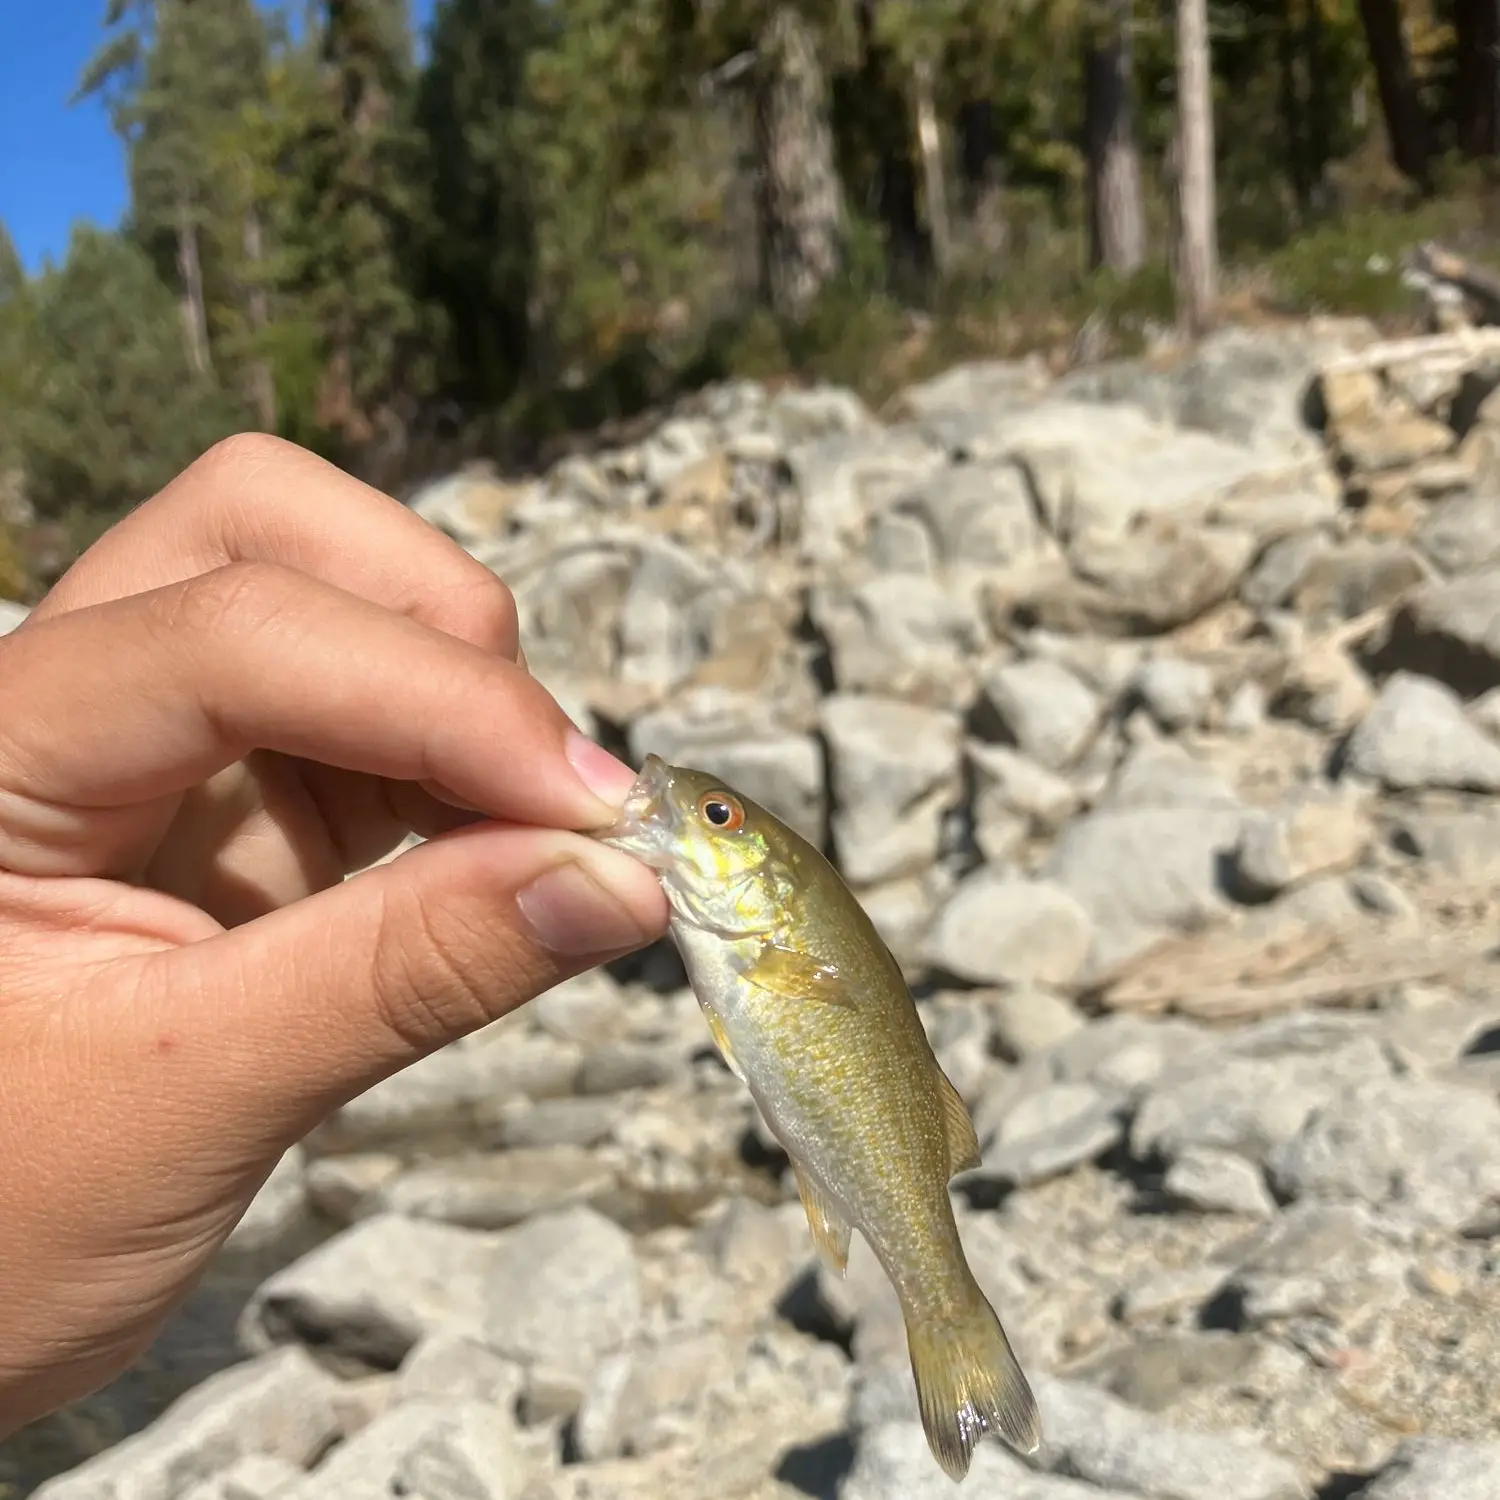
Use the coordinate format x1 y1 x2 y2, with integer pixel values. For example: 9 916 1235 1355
394 1335 525 1410
1342 671 1500 791
574 1333 737 1460
966 743 1080 841
481 1207 642 1379
373 1147 614 1230
841 1420 1134 1500
986 986 1086 1061
1130 1035 1392 1169
1103 739 1241 809
1415 491 1500 575
178 1457 303 1500
1044 804 1244 980
922 874 1093 988
1241 531 1332 612
1268 1076 1500 1229
1387 807 1500 880
1290 540 1429 622
822 693 962 885
973 1081 1124 1188
810 572 988 702
1371 563 1500 696
32 1348 343 1500
0 598 29 634
1358 1437 1500 1500
1165 1148 1277 1217
225 1147 309 1254
304 1154 402 1223
1231 790 1372 899
1029 1373 1306 1500
484 1096 620 1151
978 659 1100 769
1131 656 1216 732
575 1041 682 1095
528 971 626 1046
280 1399 520 1500
1114 1265 1236 1324
240 1215 502 1365
1084 1333 1263 1413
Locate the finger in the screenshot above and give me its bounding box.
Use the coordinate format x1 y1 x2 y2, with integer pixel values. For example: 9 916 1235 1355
0 563 636 879
135 824 669 1150
33 433 521 659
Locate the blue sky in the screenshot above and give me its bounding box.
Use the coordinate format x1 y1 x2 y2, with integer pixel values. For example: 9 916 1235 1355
2 1 435 277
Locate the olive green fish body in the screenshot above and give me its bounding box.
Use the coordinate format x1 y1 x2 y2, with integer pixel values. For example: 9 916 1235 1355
596 756 1041 1481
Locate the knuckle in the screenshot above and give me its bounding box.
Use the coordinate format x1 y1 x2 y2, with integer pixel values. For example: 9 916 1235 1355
370 885 530 1053
164 560 298 644
190 430 298 482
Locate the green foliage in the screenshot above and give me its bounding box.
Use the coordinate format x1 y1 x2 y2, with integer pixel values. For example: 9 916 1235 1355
20 227 247 528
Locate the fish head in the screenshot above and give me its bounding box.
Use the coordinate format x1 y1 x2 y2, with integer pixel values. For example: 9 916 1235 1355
594 754 788 933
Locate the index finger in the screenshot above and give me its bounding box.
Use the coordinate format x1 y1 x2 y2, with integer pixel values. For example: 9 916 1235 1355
0 562 632 879
32 433 520 657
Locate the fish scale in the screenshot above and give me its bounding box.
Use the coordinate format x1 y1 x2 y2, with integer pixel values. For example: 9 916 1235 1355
596 753 1042 1482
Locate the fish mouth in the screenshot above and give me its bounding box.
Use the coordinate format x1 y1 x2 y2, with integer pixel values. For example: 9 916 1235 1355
592 753 682 871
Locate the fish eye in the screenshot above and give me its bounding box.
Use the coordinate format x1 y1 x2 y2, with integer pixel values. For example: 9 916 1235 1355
697 791 745 832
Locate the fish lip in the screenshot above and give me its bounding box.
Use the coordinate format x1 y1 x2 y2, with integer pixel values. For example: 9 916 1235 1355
593 753 681 869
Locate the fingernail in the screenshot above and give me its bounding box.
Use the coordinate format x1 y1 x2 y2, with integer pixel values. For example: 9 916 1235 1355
565 730 638 808
517 854 659 956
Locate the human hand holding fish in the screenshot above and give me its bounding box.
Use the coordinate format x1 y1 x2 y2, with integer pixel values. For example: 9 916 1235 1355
595 754 1042 1482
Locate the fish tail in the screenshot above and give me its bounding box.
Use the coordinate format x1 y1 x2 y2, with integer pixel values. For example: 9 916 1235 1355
904 1288 1042 1482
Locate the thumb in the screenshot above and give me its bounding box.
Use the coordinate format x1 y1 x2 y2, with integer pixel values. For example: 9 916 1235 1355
139 822 669 1152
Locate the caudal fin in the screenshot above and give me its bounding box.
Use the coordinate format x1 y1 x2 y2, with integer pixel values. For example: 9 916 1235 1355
905 1292 1042 1482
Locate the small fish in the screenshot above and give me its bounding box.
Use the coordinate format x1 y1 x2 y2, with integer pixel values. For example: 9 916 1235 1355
594 754 1041 1481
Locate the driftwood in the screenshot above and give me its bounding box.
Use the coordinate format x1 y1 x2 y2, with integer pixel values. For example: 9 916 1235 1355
1319 325 1500 379
1407 240 1500 327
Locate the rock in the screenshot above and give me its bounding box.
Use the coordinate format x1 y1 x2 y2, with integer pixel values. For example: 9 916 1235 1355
1290 540 1429 622
972 1081 1124 1189
279 1399 521 1500
528 971 626 1046
998 523 1256 638
305 1154 403 1223
977 659 1100 769
1044 803 1245 980
1230 789 1372 899
821 694 962 884
481 1207 642 1379
1268 1076 1500 1229
1130 655 1216 732
1387 807 1500 880
372 1147 614 1230
394 1335 525 1410
240 1215 502 1365
1415 490 1500 575
1242 531 1332 612
225 1146 309 1254
700 1196 806 1286
841 1420 1134 1500
0 598 28 634
810 571 988 702
1115 1264 1238 1324
178 1455 303 1500
1357 1437 1500 1499
32 1348 343 1500
1029 1373 1307 1500
1130 1035 1391 1169
922 874 1093 988
1084 1333 1262 1412
574 1333 737 1460
965 742 1081 840
1164 1148 1277 1217
485 1096 621 1151
987 986 1086 1061
575 1040 682 1095
1370 564 1500 695
1341 671 1500 791
629 690 824 845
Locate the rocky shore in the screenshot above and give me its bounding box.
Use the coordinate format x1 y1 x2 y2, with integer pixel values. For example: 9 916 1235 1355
13 317 1500 1500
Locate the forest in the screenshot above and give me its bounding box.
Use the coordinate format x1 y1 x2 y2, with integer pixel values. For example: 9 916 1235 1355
3 0 1500 596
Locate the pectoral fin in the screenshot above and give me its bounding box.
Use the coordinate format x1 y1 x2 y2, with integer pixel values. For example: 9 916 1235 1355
745 942 854 1008
702 1006 747 1084
792 1161 853 1275
938 1069 982 1177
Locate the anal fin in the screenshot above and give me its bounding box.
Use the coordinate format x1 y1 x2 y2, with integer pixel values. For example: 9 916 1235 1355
938 1068 982 1176
792 1161 853 1276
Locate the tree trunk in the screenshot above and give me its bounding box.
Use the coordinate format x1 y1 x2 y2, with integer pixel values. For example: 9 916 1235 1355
1279 0 1309 211
1356 0 1431 188
754 5 846 321
1084 0 1146 275
911 57 952 278
175 196 212 377
1301 0 1332 200
1454 0 1500 157
242 208 277 431
956 100 1008 261
1174 0 1218 335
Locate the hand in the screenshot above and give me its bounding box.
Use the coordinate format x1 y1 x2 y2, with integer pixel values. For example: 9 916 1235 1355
0 434 668 1435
